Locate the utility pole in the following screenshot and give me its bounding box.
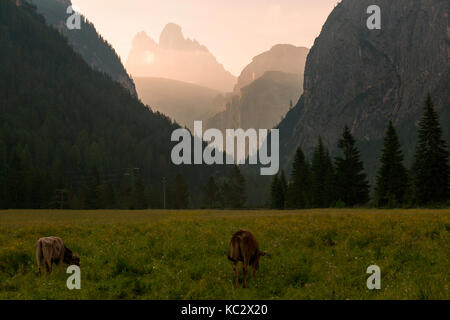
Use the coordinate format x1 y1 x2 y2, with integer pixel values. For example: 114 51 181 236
162 177 167 209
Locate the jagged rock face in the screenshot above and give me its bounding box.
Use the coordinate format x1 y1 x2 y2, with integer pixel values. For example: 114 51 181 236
206 71 301 131
234 44 309 93
27 0 137 96
159 23 207 51
279 0 449 180
126 24 236 92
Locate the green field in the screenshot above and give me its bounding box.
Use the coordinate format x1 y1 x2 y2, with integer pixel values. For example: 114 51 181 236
0 209 449 300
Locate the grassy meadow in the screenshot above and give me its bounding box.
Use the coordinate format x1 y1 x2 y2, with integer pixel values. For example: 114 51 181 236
0 209 449 300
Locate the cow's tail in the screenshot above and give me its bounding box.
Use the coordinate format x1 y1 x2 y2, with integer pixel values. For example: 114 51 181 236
227 236 240 262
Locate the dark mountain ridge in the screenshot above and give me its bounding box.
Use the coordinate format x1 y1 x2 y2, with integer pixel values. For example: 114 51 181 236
27 0 137 96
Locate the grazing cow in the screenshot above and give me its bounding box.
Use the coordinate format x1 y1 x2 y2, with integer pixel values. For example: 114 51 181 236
36 236 80 276
227 230 266 288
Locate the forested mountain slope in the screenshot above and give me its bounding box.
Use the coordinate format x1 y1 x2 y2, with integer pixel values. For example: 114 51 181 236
0 0 228 209
27 0 137 96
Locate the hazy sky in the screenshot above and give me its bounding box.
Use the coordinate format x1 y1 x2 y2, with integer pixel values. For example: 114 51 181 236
72 0 338 75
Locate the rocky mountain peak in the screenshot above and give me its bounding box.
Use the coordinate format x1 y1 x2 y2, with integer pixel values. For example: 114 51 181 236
159 23 207 52
277 0 449 181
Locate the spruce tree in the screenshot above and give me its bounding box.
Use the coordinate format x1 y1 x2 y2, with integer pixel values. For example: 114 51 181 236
84 165 101 209
279 170 288 206
412 95 449 205
173 174 190 209
375 121 408 207
334 125 369 206
270 173 286 209
218 179 231 208
203 176 218 208
311 137 334 207
132 175 147 209
228 165 246 209
286 147 311 208
6 149 26 208
270 174 281 209
98 182 116 209
324 149 336 206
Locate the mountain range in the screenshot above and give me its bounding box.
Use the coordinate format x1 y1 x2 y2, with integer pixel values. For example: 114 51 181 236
126 23 236 92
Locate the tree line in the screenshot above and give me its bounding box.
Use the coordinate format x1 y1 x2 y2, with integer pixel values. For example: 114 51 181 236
270 95 449 209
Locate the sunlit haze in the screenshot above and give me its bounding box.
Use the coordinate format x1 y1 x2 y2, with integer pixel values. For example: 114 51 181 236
71 0 337 75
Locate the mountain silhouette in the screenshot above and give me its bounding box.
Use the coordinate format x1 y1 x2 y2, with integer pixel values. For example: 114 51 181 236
126 23 236 92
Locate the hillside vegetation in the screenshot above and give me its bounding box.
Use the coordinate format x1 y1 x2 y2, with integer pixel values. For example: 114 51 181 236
0 1 228 209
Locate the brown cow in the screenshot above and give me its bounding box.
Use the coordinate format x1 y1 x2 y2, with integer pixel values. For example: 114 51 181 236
227 230 266 288
36 236 80 276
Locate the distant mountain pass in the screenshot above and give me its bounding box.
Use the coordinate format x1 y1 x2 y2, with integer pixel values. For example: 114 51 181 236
204 44 307 134
234 44 309 94
206 71 302 131
134 77 226 131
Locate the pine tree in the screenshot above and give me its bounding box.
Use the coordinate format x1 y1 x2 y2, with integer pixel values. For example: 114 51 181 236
218 179 231 208
311 137 335 207
412 95 449 205
84 165 101 209
202 176 218 208
228 165 246 209
324 149 336 206
6 149 26 208
334 126 370 206
173 174 190 209
29 167 49 209
98 182 116 209
133 175 146 209
286 147 311 208
279 170 288 205
375 121 408 207
270 174 285 209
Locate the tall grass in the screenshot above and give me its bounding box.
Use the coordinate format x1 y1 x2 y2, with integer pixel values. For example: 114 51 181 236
0 209 448 299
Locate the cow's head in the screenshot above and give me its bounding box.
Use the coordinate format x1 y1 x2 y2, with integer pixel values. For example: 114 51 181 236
64 247 80 266
253 251 268 270
70 252 80 266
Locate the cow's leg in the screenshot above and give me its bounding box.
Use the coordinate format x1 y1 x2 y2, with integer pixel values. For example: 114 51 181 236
44 259 51 277
37 260 42 276
233 262 239 288
43 245 53 276
36 243 42 276
251 263 256 280
58 249 64 271
242 257 249 288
